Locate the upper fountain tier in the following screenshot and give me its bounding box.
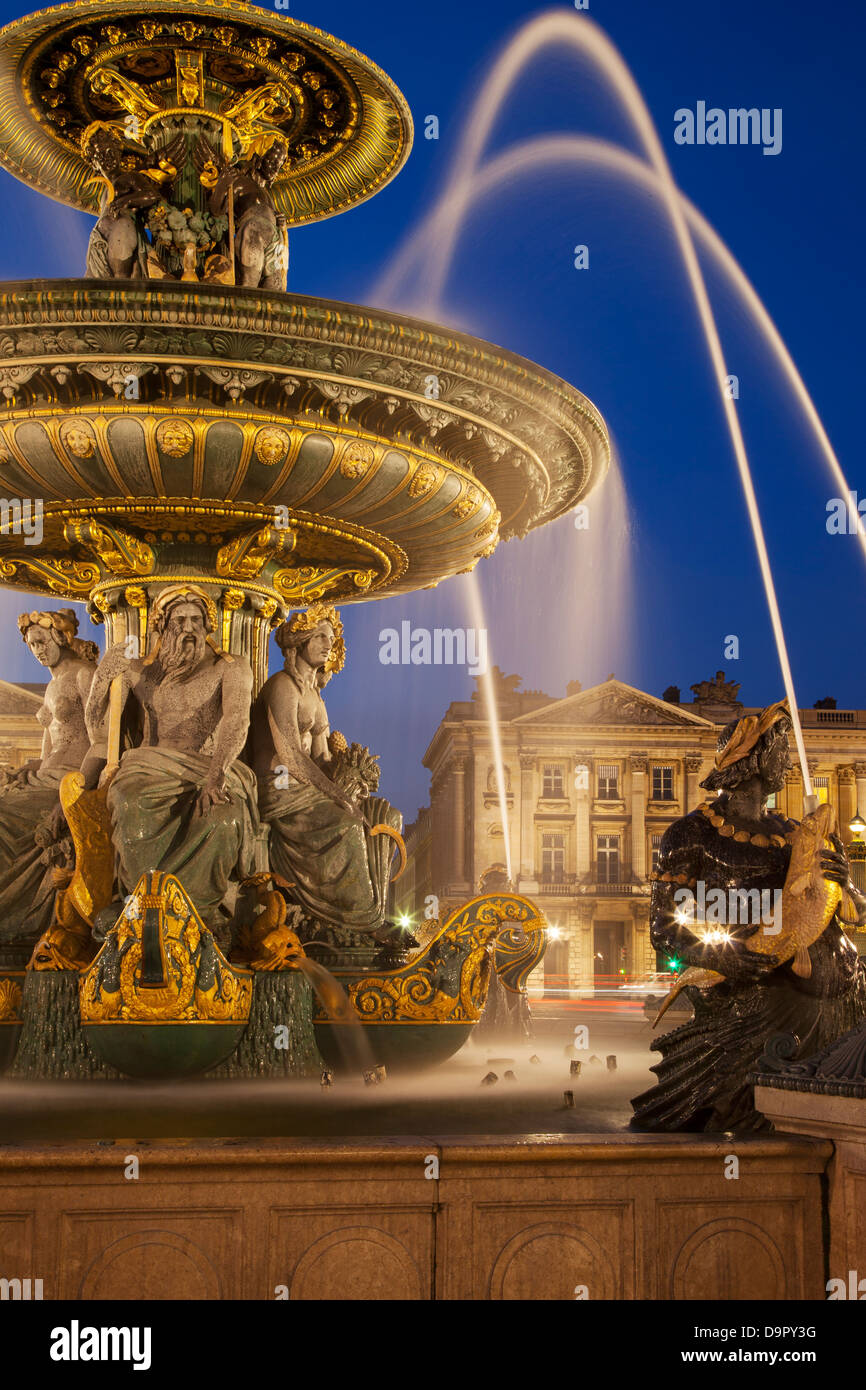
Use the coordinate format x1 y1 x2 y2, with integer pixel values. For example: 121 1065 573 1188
0 0 412 225
0 1 609 611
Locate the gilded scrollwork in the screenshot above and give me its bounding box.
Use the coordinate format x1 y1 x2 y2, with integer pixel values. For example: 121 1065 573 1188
216 525 296 581
347 893 546 1025
64 519 155 578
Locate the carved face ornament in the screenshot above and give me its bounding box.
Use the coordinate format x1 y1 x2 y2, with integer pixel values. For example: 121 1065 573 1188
254 428 289 466
156 420 194 458
62 425 95 458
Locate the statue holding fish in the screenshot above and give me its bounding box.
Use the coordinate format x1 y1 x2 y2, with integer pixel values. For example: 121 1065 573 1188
631 700 866 1132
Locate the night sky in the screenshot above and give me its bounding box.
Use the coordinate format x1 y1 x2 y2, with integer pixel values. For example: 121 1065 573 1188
0 0 862 822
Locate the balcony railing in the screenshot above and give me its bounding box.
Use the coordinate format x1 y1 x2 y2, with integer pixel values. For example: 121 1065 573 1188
536 870 645 896
539 874 578 896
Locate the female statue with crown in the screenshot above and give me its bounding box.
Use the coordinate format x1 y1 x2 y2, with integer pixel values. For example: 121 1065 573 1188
631 700 866 1132
248 604 403 940
0 609 98 953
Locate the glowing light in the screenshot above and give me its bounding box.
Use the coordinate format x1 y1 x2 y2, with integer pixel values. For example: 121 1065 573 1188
699 926 732 945
548 925 562 941
398 914 411 928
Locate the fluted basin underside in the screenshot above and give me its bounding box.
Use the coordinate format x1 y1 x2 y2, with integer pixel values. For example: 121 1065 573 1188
0 279 610 604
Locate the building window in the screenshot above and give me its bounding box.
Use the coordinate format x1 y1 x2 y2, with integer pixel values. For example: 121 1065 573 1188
765 792 777 810
596 833 620 884
597 763 619 800
814 775 830 806
652 765 674 800
650 833 663 874
541 833 566 883
542 764 564 798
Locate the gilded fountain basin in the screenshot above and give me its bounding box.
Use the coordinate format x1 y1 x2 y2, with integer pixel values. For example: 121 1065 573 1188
0 280 609 605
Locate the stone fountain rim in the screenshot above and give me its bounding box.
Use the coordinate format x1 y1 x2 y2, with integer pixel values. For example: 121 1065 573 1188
0 277 608 430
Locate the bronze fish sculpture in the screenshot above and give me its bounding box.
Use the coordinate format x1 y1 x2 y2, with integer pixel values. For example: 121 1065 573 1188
654 803 843 1025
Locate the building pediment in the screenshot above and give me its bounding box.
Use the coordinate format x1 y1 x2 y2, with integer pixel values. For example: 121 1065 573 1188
0 679 44 716
512 679 716 729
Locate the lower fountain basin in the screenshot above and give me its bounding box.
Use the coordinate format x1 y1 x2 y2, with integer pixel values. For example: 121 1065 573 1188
83 1022 248 1080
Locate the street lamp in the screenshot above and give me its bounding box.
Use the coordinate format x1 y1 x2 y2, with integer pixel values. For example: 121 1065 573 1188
848 812 866 895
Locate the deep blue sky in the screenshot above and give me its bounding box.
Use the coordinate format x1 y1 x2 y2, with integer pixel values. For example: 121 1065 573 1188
0 0 862 821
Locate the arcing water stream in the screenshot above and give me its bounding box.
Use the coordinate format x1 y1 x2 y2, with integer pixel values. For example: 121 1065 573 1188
375 8 864 807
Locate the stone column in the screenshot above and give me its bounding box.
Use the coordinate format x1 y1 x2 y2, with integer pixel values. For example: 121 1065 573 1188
518 751 537 888
630 754 647 880
575 901 594 987
855 763 866 821
634 901 654 973
574 750 593 879
785 768 803 823
685 753 704 813
838 765 856 830
430 771 448 904
452 757 466 888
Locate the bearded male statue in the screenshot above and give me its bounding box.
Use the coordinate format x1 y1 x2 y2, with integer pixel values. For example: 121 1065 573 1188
83 586 258 946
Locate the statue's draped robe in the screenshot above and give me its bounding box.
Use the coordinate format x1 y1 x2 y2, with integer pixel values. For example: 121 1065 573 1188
107 748 259 930
258 775 401 932
631 810 866 1132
0 766 66 942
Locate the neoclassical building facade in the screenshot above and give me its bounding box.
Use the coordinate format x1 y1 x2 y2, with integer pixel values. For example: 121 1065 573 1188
394 671 866 988
0 678 44 776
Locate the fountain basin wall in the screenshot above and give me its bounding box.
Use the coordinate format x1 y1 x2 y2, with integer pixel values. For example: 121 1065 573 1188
0 1131 829 1299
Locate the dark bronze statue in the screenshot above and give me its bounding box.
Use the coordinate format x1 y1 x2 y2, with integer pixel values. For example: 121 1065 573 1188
632 701 866 1132
203 133 289 290
81 122 173 279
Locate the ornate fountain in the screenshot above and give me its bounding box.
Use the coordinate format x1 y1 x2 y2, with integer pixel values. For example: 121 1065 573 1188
0 0 609 1079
